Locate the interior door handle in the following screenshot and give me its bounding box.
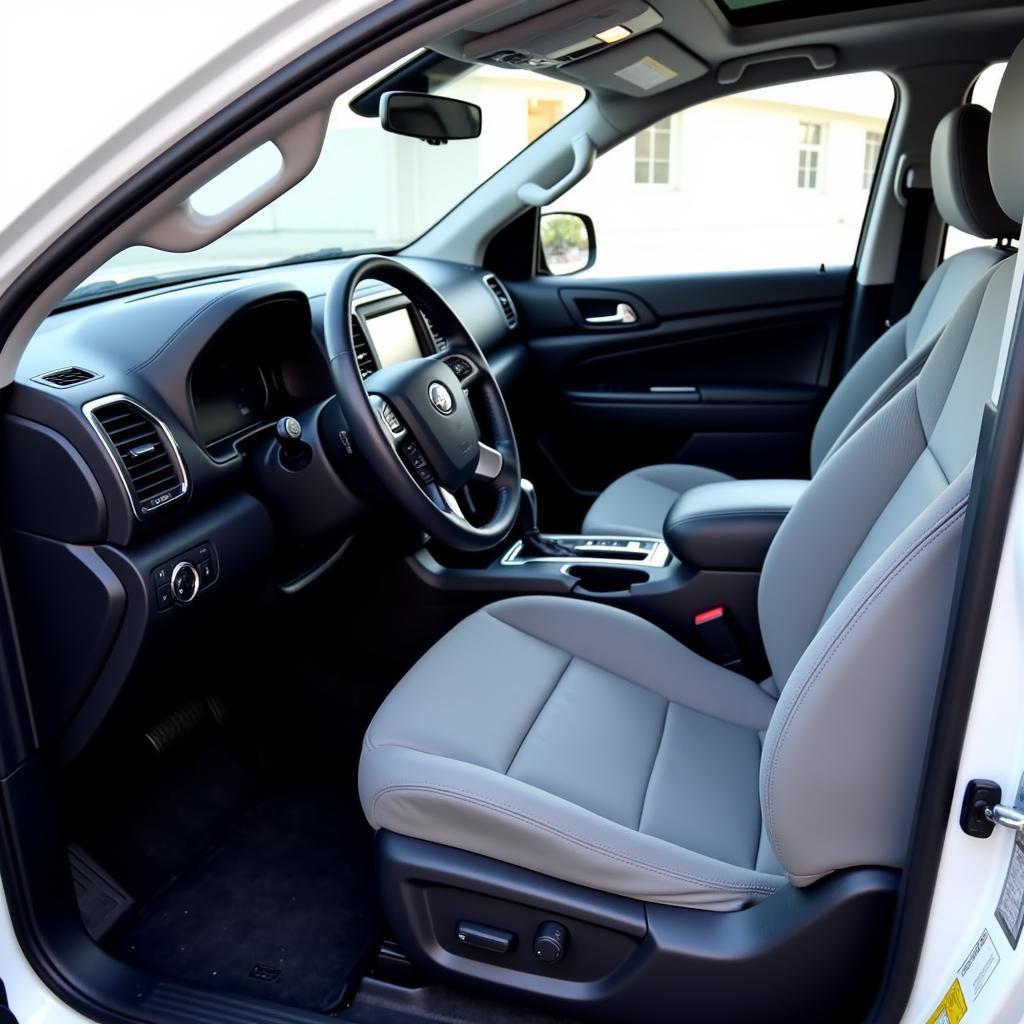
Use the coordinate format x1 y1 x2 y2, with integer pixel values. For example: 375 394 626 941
585 303 638 326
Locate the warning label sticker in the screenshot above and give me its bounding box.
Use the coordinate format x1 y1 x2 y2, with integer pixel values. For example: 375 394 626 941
958 929 1000 1002
995 772 1024 947
925 978 968 1024
614 56 679 91
923 928 1000 1024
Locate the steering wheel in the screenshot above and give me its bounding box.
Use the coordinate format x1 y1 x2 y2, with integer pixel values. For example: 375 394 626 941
324 255 521 551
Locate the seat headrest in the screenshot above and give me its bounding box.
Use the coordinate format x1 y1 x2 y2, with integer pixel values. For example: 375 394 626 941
990 40 1024 227
932 104 1019 240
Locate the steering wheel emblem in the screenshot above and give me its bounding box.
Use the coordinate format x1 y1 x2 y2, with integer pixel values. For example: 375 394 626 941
428 381 455 415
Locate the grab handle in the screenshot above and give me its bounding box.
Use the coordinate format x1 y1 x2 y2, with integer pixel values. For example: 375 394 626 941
517 135 596 207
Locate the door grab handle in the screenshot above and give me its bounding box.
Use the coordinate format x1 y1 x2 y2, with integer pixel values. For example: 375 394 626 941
585 303 638 326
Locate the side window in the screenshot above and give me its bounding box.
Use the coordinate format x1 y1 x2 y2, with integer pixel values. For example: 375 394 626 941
944 62 1008 259
863 131 883 189
634 118 674 184
797 121 825 190
546 71 894 276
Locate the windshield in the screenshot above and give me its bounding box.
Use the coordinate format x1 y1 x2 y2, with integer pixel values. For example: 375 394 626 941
64 55 584 305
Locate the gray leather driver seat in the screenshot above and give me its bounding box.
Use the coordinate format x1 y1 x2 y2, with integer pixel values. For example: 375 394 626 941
359 52 1024 914
582 102 1019 538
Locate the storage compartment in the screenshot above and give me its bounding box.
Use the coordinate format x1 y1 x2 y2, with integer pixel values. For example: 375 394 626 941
567 564 649 593
664 478 808 571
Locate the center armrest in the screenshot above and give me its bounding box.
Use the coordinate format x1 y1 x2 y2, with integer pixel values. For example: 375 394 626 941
663 478 809 571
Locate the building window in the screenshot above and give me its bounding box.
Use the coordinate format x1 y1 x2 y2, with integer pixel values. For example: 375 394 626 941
797 121 824 190
634 118 673 184
863 130 882 189
527 98 564 142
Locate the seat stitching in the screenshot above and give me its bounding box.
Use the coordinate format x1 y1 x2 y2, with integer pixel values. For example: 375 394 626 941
763 500 967 870
505 654 574 775
371 782 778 895
637 700 671 833
664 509 789 530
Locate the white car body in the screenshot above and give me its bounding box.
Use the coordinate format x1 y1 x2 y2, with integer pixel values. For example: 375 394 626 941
2 3 1024 1023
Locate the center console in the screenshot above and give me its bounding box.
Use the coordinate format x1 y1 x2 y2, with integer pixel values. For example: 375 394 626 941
409 476 807 678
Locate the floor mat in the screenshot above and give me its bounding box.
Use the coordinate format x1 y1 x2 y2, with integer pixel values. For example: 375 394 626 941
110 784 379 1012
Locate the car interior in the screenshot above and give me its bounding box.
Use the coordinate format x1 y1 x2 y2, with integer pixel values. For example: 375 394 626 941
4 1 1024 1023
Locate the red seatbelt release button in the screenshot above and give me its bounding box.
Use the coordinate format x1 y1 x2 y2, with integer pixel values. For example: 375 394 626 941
693 606 742 670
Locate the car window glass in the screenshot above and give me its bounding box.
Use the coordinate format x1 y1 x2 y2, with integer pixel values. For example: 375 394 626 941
545 71 894 276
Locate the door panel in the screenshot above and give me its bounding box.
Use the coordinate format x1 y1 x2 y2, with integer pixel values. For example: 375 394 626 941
507 267 849 524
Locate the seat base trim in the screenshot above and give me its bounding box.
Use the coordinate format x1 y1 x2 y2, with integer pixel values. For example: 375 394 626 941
377 830 899 1024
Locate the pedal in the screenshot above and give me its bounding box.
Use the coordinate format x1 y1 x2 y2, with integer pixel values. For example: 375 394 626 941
144 694 227 755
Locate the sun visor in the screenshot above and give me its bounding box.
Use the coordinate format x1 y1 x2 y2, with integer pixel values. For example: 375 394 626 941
560 32 708 96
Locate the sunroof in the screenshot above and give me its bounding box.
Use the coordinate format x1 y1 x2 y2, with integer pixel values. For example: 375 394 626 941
716 0 930 27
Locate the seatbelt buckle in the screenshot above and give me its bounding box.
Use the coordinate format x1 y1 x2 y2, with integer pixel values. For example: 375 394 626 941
693 606 743 672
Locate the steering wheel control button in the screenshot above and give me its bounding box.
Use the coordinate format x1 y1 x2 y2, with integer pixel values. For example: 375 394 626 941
400 439 435 484
427 380 455 415
171 562 201 605
379 402 404 434
445 356 474 381
533 921 569 965
456 921 516 955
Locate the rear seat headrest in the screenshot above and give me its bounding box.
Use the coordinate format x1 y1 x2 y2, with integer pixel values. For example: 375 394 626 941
990 40 1024 229
932 104 1019 240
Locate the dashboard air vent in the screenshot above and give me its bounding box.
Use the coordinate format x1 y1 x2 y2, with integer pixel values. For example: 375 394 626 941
351 316 377 379
87 398 187 516
483 274 518 330
35 366 98 388
422 314 448 353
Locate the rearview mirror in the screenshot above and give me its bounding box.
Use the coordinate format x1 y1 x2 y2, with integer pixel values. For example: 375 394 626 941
539 212 596 276
379 91 482 145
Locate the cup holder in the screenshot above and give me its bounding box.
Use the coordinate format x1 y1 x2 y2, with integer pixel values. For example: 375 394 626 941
566 564 650 594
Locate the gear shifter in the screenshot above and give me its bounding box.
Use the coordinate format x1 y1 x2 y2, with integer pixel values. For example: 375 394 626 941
517 480 578 558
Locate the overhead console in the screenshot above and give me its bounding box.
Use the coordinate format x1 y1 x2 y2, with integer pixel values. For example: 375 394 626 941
463 0 663 70
461 0 707 96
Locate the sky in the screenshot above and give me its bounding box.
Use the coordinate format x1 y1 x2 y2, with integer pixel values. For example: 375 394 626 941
0 1 295 227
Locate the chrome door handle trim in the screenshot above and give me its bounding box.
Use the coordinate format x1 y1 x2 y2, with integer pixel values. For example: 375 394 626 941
585 303 638 326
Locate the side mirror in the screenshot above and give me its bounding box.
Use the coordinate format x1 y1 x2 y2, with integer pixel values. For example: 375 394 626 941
379 91 482 145
539 212 596 276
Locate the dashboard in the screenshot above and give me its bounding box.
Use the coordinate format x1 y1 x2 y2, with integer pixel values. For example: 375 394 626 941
4 255 525 760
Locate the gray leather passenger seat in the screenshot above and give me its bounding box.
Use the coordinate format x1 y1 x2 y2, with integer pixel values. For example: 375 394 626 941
359 42 1024 915
582 102 1019 538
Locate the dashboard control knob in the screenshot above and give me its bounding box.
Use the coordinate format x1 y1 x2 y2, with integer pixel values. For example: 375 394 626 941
276 416 302 444
532 921 569 965
170 561 201 605
275 415 310 470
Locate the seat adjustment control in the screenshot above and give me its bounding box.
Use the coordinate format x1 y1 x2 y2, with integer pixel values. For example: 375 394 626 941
533 921 569 964
456 920 516 954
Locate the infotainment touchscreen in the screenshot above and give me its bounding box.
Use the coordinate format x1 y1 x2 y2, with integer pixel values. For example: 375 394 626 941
364 307 421 367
